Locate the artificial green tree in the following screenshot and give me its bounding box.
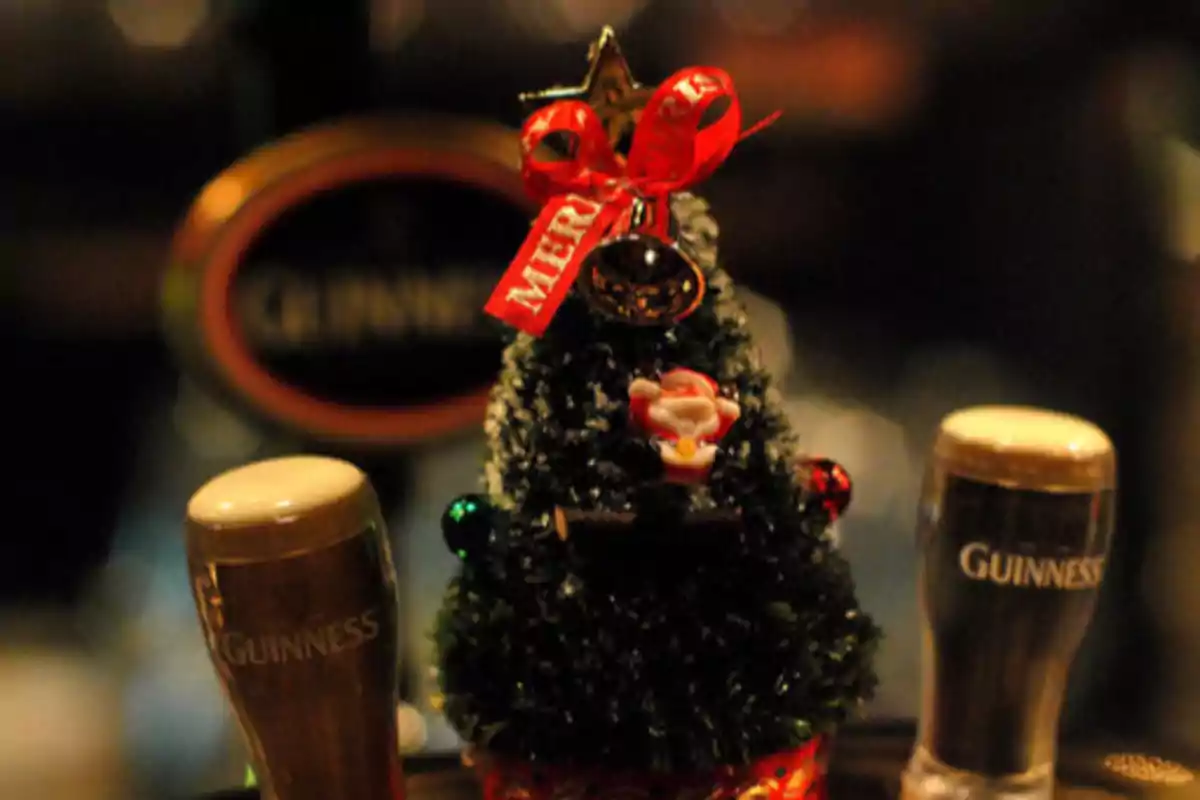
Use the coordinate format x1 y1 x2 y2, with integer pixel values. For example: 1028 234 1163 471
434 193 879 773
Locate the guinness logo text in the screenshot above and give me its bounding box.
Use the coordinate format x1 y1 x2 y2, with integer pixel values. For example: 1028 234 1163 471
237 266 495 349
220 608 381 666
958 542 1105 590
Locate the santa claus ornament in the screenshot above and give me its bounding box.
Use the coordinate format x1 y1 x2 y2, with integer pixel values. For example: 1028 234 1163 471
628 368 740 484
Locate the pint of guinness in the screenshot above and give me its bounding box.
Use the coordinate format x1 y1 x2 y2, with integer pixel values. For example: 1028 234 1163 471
903 406 1116 800
186 456 403 800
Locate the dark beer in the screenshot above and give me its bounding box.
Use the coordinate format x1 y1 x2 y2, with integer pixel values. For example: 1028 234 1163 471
904 406 1116 800
187 456 403 800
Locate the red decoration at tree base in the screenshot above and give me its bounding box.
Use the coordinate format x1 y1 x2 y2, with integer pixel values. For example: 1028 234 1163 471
468 736 830 800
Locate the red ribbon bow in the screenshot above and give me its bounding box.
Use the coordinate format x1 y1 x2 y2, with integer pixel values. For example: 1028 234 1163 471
484 66 778 336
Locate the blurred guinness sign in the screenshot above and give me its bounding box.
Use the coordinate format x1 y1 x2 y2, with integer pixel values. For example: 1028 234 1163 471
164 117 533 448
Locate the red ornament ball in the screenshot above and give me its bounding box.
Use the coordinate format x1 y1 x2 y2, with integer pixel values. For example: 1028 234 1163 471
796 457 853 520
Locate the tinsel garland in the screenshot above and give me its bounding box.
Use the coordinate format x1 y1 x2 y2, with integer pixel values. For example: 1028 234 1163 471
434 193 880 772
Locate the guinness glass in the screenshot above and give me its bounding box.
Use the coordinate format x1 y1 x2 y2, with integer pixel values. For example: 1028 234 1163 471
186 456 403 800
903 406 1116 800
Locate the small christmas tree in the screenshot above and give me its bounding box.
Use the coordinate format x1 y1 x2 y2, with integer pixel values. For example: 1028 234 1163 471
434 29 878 800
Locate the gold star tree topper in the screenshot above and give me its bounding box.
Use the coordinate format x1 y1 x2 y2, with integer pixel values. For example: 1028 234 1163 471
519 26 656 152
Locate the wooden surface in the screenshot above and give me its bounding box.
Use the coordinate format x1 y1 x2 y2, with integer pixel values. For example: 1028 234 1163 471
195 724 1199 799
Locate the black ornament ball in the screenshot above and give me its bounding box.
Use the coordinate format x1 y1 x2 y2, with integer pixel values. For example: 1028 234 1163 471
441 494 496 561
796 457 853 521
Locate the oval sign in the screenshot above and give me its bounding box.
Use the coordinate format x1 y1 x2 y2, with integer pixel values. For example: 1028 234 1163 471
164 116 534 448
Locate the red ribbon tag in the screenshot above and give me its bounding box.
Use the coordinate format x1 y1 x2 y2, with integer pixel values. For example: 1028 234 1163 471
484 66 777 336
473 736 829 800
483 194 623 337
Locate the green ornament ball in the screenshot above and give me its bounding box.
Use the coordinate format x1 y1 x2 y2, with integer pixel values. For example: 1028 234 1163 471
441 494 496 562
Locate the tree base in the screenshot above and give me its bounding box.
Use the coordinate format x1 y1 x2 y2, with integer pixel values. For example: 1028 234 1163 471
466 736 830 800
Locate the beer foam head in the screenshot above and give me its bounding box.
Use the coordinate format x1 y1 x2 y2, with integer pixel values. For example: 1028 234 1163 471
187 456 380 561
935 406 1116 492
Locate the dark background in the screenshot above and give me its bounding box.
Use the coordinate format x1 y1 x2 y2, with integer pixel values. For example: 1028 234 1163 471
2 1 1198 797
